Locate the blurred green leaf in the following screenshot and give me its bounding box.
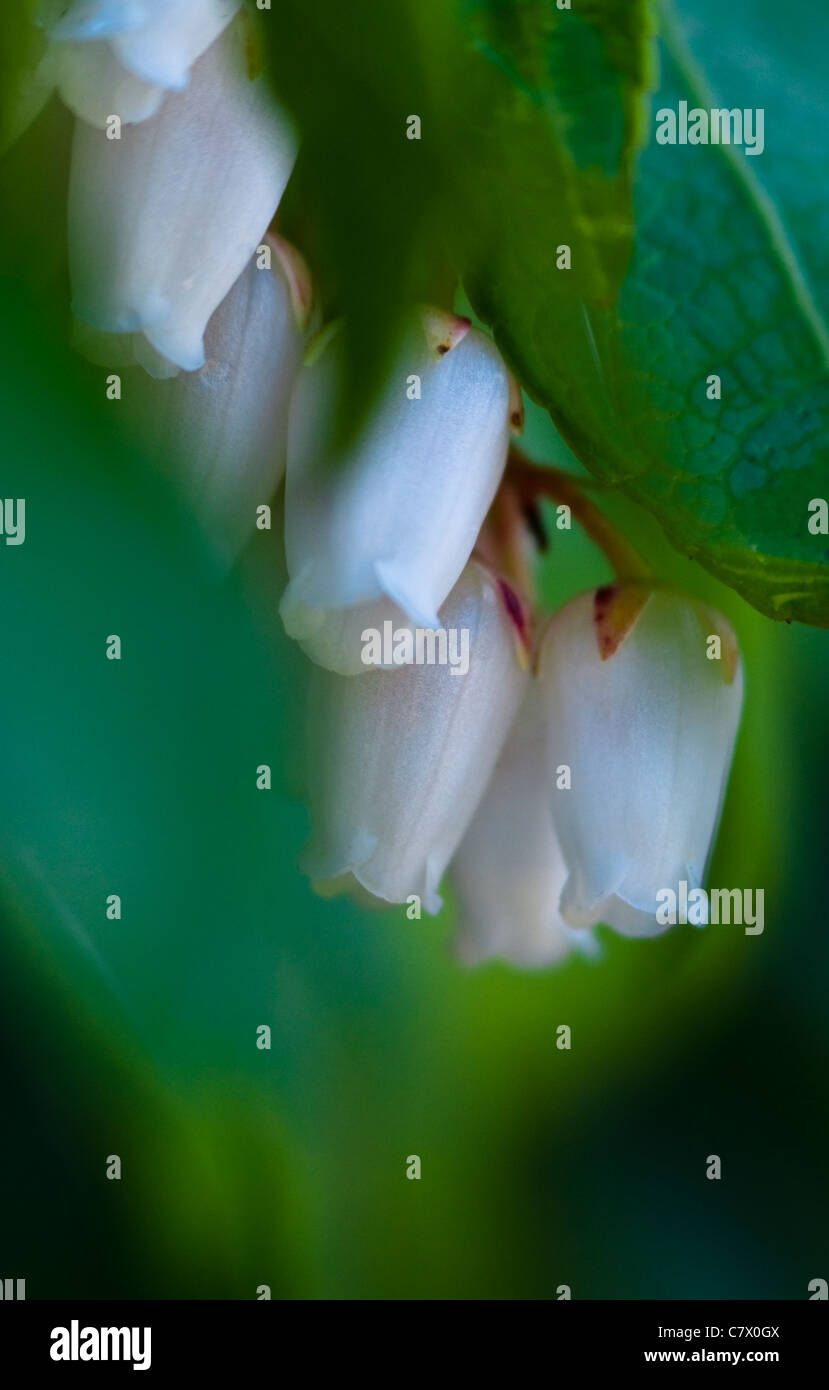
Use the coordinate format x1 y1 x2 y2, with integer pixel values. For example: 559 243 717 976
467 0 829 626
257 0 462 435
0 2 49 153
259 0 650 440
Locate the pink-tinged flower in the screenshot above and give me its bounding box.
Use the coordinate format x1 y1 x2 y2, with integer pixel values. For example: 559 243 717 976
536 584 744 937
280 309 512 674
44 0 241 126
119 237 309 566
68 18 297 372
452 684 594 969
302 562 529 913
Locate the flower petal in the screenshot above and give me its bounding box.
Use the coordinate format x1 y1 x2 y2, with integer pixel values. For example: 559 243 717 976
111 0 242 90
452 684 593 969
68 19 297 369
53 37 164 126
282 313 510 669
47 0 150 42
302 562 527 913
537 587 744 937
279 583 420 677
122 243 304 565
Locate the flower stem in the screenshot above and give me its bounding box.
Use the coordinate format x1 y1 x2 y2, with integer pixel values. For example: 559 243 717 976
477 480 536 599
507 448 652 582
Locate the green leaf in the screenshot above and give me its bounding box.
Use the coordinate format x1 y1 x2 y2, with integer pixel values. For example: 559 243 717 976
259 0 651 441
464 0 829 626
257 0 464 436
0 3 50 153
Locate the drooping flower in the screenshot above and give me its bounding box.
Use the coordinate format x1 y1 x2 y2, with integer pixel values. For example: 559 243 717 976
452 684 593 969
280 309 513 674
43 0 241 127
302 562 529 913
68 18 297 373
536 583 744 938
121 236 310 566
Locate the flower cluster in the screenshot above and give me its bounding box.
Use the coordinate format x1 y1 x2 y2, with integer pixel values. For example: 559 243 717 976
30 0 302 554
21 1 744 968
283 334 744 968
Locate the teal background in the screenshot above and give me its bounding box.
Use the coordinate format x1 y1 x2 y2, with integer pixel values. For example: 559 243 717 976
0 0 826 1299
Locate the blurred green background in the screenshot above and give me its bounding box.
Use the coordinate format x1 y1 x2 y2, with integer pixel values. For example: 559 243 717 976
1 0 827 1300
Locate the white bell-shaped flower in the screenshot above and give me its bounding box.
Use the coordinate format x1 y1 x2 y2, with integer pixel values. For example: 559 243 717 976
44 0 241 126
451 685 591 969
122 236 309 566
303 562 529 914
537 584 744 938
280 310 513 674
290 598 418 679
68 18 297 372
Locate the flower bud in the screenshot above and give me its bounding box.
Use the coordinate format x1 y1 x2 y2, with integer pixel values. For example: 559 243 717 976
46 0 241 126
452 686 590 969
121 237 308 565
303 562 528 914
280 310 511 673
537 585 743 937
68 19 296 372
